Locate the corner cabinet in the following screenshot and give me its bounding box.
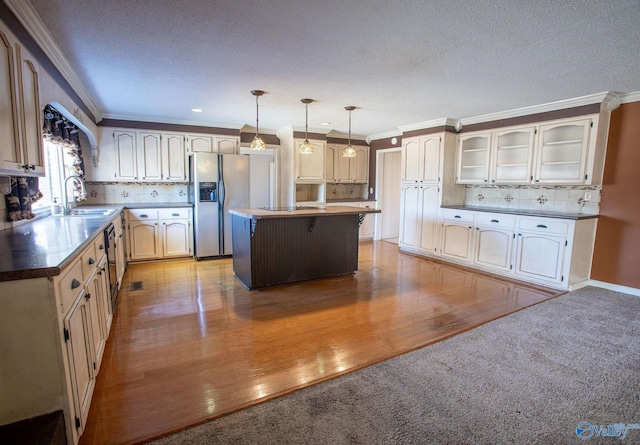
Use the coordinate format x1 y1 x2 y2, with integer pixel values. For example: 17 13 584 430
455 113 605 185
0 22 44 176
126 207 192 261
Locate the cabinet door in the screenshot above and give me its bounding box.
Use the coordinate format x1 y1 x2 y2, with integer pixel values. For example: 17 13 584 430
534 119 591 184
0 26 21 174
15 44 44 175
64 292 95 436
213 136 239 154
325 144 337 182
138 132 162 181
116 226 126 287
114 130 138 180
399 185 419 249
96 258 113 334
353 146 369 183
402 138 421 182
420 136 440 183
162 220 191 257
417 186 440 253
336 150 352 182
128 221 160 260
514 232 565 283
296 140 324 180
85 270 106 371
456 132 491 184
473 227 514 271
163 133 187 181
491 127 535 184
440 223 473 262
188 134 213 153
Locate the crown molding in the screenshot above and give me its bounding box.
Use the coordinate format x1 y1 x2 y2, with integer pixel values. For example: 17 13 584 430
619 91 640 104
4 0 103 122
366 129 403 143
397 117 459 133
459 92 619 127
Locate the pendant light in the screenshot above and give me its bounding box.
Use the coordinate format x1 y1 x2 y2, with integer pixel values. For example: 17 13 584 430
299 98 314 154
342 106 357 158
250 90 267 151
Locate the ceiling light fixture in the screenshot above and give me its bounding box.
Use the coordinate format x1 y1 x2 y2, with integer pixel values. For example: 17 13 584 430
250 90 266 151
191 108 203 113
299 98 314 154
342 106 357 158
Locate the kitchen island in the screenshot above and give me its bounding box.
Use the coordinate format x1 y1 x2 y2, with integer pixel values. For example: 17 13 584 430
229 206 380 289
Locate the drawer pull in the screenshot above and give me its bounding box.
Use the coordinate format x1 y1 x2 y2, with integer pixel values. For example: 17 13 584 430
71 278 81 290
85 292 91 301
139 214 148 218
536 224 548 229
98 244 104 250
172 213 180 217
88 257 95 265
491 219 499 223
454 215 461 219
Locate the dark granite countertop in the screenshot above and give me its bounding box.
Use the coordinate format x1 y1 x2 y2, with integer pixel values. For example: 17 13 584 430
440 205 599 220
0 203 192 282
230 206 380 220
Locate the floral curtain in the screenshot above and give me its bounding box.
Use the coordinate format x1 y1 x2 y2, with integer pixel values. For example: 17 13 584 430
5 177 43 221
42 104 85 179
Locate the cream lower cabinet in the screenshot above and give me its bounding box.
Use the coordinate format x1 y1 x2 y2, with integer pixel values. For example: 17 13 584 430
436 209 596 290
127 207 192 261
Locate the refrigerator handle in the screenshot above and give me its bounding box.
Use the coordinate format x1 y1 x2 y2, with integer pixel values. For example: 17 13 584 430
218 155 225 254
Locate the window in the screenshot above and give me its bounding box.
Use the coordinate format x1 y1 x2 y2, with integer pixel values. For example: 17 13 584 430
32 140 77 211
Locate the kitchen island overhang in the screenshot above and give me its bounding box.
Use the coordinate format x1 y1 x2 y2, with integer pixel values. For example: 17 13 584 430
229 206 380 290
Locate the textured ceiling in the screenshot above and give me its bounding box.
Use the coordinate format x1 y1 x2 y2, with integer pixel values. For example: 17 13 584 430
25 0 640 137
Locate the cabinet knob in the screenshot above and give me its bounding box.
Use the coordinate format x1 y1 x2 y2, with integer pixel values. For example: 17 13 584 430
85 293 91 301
71 278 81 289
88 257 95 265
99 244 104 250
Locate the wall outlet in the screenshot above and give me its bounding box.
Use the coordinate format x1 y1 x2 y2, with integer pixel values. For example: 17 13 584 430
369 187 374 194
584 191 592 201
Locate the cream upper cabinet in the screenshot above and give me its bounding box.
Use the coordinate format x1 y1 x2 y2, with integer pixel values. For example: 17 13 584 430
456 114 602 185
533 117 594 184
456 132 492 184
186 134 213 153
0 22 44 176
213 135 239 154
326 144 369 183
137 132 163 181
162 132 187 181
490 126 535 184
113 130 137 180
295 138 325 181
402 135 441 183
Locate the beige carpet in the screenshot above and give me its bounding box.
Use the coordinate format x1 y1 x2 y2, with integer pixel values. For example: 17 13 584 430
147 286 640 445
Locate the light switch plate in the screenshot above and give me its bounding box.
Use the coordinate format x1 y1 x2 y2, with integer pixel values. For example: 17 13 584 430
584 191 592 201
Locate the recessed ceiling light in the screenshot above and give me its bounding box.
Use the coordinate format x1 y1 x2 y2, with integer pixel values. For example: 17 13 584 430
320 122 331 126
192 108 204 113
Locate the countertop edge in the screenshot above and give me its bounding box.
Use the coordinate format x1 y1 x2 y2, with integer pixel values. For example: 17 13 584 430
440 205 599 220
230 206 381 219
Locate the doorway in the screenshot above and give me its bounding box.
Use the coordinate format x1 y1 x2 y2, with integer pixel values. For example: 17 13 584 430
375 148 402 243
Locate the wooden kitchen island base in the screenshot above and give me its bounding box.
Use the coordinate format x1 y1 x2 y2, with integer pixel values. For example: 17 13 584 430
230 206 380 289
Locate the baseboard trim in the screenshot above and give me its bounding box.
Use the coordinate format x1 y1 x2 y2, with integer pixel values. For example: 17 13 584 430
587 280 640 297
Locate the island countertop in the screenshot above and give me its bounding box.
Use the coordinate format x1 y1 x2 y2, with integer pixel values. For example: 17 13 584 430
229 206 380 219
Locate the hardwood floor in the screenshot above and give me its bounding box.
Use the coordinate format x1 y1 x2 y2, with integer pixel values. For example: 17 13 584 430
79 241 562 445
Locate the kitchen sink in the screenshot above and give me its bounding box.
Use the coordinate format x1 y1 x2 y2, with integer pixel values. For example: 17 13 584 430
64 208 117 217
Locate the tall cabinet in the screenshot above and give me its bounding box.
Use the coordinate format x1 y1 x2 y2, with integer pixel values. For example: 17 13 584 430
399 132 464 256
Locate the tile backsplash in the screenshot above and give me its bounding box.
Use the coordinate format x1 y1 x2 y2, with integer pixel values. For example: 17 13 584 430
326 183 368 200
463 185 600 214
84 181 190 205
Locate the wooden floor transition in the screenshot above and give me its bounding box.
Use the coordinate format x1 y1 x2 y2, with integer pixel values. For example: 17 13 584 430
79 241 562 444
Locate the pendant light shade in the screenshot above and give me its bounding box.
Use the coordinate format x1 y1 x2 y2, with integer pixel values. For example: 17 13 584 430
299 98 314 154
342 106 357 158
250 90 267 151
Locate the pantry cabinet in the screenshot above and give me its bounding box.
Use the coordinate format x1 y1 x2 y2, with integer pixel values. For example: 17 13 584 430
402 135 441 183
0 22 44 176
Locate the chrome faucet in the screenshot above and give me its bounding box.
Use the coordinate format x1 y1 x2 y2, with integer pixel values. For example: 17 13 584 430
63 175 87 214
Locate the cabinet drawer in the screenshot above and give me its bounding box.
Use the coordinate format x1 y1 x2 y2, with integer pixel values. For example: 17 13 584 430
159 208 191 219
518 218 570 235
81 243 98 278
441 208 475 224
59 259 84 314
128 209 159 221
475 213 516 228
94 234 107 260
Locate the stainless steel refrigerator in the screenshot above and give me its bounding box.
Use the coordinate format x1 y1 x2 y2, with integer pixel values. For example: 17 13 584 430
189 153 250 259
